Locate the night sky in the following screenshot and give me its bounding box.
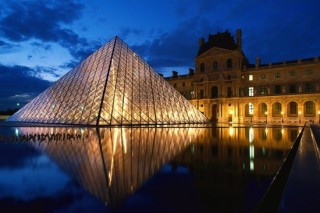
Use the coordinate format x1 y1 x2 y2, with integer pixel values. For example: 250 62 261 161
0 0 319 110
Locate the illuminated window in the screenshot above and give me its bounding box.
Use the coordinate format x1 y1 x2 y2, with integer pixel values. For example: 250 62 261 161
249 87 254 96
191 91 195 98
249 75 253 81
248 103 254 115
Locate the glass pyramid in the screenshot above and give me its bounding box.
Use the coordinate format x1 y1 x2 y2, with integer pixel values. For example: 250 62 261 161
8 37 208 125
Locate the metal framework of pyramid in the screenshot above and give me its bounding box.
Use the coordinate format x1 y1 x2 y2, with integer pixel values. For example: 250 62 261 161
8 37 208 125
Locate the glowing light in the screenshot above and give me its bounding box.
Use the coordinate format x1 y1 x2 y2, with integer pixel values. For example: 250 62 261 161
15 128 19 137
229 126 234 136
249 145 254 159
121 128 127 154
250 160 254 171
249 127 254 143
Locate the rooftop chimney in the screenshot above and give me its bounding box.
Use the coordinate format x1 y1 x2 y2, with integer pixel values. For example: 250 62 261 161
188 68 194 75
255 57 261 68
236 29 242 49
199 38 205 46
172 71 178 77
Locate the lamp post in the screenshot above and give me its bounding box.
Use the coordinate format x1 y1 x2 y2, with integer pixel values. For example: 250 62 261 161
298 111 301 124
281 111 284 123
265 111 268 124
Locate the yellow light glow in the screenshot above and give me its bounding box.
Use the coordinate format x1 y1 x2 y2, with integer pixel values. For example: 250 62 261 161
249 127 254 143
229 126 234 136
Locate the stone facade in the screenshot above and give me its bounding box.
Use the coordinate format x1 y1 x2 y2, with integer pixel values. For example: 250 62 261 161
165 29 320 125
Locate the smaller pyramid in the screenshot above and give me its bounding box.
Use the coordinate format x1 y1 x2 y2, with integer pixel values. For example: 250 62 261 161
8 37 208 125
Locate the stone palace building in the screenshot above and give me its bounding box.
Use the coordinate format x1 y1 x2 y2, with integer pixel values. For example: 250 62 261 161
165 29 320 125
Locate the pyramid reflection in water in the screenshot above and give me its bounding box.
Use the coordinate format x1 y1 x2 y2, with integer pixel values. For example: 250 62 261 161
8 37 207 125
16 126 202 207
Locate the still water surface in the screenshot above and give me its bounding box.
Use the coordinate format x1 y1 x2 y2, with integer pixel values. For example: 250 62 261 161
0 126 300 212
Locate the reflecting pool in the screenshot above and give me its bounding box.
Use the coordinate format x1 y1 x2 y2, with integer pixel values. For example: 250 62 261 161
0 125 300 212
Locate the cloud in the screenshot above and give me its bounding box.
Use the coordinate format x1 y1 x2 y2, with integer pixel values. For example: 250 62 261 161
0 1 83 43
30 42 52 51
0 40 19 53
0 64 52 110
119 27 144 40
131 17 217 74
0 0 96 61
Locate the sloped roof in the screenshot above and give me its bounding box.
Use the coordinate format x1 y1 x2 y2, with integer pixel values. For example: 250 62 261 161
197 31 237 56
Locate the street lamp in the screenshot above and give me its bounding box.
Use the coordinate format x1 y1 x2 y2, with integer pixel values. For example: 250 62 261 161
281 111 284 123
298 111 301 124
265 111 268 124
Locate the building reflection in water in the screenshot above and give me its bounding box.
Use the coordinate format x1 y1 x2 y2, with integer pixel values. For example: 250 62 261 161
171 126 300 212
14 125 300 211
16 126 202 207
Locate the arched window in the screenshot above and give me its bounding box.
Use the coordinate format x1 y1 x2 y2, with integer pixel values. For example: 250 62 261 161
259 103 267 116
227 58 232 69
287 102 297 116
272 102 282 116
200 63 205 72
211 86 218 98
213 61 218 71
304 101 315 116
245 103 254 117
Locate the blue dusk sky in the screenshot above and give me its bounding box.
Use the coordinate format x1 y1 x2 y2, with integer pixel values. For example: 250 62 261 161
0 0 319 110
